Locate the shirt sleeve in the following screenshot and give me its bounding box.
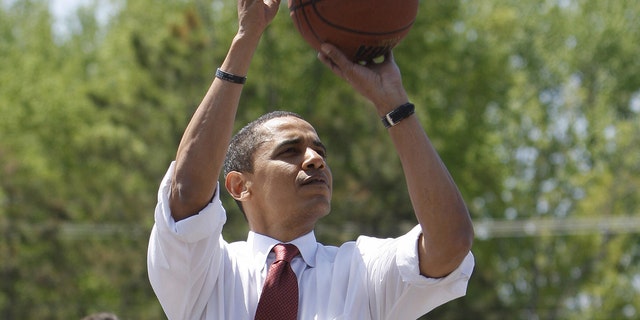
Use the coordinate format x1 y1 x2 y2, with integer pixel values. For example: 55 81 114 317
396 225 474 288
147 161 227 320
360 225 475 319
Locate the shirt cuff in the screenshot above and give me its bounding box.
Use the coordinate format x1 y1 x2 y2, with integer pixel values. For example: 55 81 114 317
154 161 227 243
396 225 475 292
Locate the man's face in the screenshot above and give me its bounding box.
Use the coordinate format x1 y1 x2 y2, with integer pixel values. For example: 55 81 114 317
244 116 333 229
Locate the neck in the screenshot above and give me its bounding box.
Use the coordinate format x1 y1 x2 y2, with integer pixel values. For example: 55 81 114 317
251 226 314 243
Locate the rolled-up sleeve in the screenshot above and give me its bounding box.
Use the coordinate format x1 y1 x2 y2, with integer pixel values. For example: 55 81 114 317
361 225 475 319
147 162 227 320
396 225 474 288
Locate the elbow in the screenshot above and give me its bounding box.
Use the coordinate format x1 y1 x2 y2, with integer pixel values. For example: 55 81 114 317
459 217 475 253
441 212 475 268
445 198 474 256
451 203 474 252
444 225 474 266
419 218 474 278
452 212 475 260
415 188 475 277
444 227 474 275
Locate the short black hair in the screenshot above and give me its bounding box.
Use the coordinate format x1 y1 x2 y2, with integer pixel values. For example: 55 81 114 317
223 110 303 213
223 111 303 176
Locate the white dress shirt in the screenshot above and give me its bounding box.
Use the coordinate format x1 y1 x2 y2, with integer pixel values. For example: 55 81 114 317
148 162 474 320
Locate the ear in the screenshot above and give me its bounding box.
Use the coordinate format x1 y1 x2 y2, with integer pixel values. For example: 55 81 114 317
225 171 251 201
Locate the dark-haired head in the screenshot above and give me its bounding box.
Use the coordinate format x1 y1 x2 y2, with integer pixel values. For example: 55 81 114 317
223 110 304 214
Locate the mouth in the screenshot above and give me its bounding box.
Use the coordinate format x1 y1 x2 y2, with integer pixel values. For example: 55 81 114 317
300 175 328 187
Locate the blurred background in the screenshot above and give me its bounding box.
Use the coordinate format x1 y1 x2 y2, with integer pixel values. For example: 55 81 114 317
1 0 639 319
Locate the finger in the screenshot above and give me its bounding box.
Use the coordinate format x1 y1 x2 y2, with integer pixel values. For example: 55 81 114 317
317 51 334 69
384 50 396 66
317 46 343 77
319 43 361 81
319 43 350 70
266 0 281 10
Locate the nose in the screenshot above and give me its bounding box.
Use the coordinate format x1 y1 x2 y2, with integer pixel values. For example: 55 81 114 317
303 147 326 170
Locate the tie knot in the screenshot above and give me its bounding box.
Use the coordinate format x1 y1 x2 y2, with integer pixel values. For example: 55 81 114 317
273 243 299 263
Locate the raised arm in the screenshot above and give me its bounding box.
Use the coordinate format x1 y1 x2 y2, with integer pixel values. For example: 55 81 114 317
169 0 281 221
317 44 474 278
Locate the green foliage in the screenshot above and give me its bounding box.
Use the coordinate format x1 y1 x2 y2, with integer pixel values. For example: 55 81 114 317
430 0 640 319
1 0 638 318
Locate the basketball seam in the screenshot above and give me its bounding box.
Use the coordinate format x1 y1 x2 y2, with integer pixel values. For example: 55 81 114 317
290 0 416 36
291 0 325 46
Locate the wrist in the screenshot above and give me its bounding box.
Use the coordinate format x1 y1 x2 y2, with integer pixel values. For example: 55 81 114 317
220 33 260 77
216 68 247 84
235 26 264 44
373 91 410 116
381 102 415 128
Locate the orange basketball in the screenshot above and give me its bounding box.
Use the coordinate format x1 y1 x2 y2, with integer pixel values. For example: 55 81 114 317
288 0 419 63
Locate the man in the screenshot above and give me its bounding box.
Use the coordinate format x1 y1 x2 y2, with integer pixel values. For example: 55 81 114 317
147 0 475 318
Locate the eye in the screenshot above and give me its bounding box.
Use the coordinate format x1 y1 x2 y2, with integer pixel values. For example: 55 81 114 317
315 148 327 159
279 147 298 156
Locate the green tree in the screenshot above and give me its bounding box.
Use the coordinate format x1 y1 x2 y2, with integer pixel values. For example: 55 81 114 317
441 0 640 319
1 0 638 318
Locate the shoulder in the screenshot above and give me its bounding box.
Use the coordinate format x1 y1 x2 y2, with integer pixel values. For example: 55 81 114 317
311 240 365 265
312 235 398 264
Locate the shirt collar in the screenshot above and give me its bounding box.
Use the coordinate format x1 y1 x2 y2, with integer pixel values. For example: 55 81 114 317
248 230 317 270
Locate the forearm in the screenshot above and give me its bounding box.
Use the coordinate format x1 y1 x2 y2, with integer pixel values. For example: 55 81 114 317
316 43 473 276
387 114 473 277
170 34 261 221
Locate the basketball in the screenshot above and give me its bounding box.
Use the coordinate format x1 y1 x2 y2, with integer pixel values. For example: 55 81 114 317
288 0 419 63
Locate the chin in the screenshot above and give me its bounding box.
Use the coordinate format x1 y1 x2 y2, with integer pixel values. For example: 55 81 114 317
306 200 331 218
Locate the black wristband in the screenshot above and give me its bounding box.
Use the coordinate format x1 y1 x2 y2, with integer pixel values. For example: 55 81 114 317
381 102 415 128
215 68 247 84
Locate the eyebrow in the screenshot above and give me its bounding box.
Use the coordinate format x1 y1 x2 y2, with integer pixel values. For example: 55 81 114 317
275 138 327 153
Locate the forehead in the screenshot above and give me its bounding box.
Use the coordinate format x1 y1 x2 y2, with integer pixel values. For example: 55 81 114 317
260 116 320 141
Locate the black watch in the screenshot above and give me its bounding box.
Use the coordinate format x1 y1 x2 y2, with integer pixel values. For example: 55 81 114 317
381 103 415 128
